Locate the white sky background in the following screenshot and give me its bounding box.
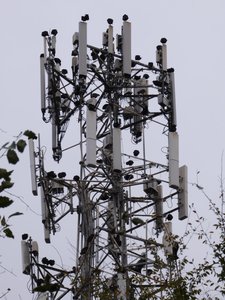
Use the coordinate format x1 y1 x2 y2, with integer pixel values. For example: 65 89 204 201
1 0 225 299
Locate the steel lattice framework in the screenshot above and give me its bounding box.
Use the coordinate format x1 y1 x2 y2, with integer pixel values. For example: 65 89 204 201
22 15 188 300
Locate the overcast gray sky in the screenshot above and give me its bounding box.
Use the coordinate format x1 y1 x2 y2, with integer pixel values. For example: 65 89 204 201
1 1 225 299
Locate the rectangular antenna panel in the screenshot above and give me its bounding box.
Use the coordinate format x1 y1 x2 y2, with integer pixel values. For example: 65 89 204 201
40 186 47 223
162 221 173 256
72 56 78 74
28 139 38 196
113 127 122 172
79 22 87 77
108 25 114 53
156 48 161 64
40 54 45 112
103 134 112 150
86 98 97 167
51 35 56 52
155 185 163 231
102 32 108 46
21 241 31 275
169 71 177 129
72 32 79 45
52 113 57 151
162 44 167 71
37 293 49 300
168 132 179 189
31 241 39 255
178 165 188 220
122 21 131 76
117 273 126 300
43 36 47 61
44 223 50 244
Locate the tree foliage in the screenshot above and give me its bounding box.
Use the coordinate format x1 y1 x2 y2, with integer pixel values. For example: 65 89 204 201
0 130 36 238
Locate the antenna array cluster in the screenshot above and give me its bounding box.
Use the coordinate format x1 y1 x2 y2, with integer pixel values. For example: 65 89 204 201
24 15 188 300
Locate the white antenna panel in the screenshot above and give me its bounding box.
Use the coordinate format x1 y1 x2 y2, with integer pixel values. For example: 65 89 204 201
37 293 49 300
28 139 38 196
143 177 158 195
122 21 131 76
156 47 161 64
86 98 97 167
51 35 56 52
40 54 45 112
162 221 173 256
52 114 57 151
113 127 122 172
72 56 78 67
72 32 79 45
21 241 30 275
162 44 167 71
169 70 177 129
31 241 39 257
79 22 87 77
43 35 47 61
44 223 50 244
103 134 112 150
178 165 188 220
40 186 47 223
168 132 179 189
117 273 126 300
55 61 60 72
108 25 114 54
102 32 108 46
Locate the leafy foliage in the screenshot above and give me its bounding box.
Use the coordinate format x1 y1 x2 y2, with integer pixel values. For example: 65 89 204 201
70 184 225 300
6 149 19 165
0 131 35 238
0 196 13 208
23 130 37 140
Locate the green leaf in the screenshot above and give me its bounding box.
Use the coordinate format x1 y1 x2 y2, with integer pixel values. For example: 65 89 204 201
8 212 23 218
0 168 13 180
3 228 14 238
0 196 13 208
0 180 14 192
23 130 37 140
1 216 6 226
16 139 27 153
6 149 19 164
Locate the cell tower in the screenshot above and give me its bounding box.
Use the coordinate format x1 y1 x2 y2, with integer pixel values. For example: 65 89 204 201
22 15 188 300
